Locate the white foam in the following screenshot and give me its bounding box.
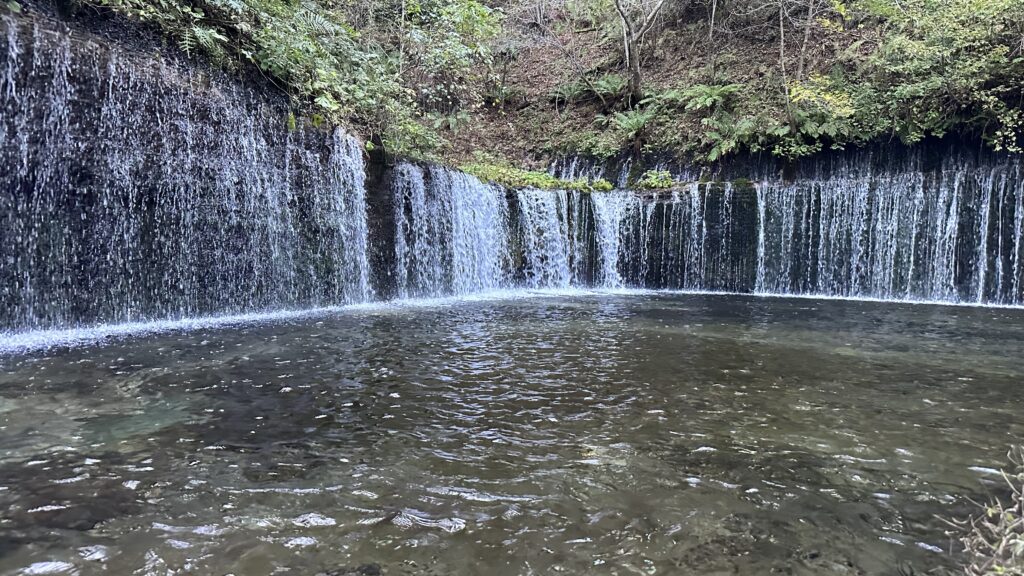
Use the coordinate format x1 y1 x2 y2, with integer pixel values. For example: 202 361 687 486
968 466 1003 476
0 288 639 355
3 288 1019 356
659 289 1024 310
284 536 317 548
291 513 336 527
22 562 74 575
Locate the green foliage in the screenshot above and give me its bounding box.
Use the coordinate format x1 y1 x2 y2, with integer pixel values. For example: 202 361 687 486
543 0 1024 163
84 0 502 156
550 80 588 109
700 115 759 161
726 0 1024 159
597 107 661 154
559 129 623 160
426 110 472 133
606 109 655 139
643 81 763 162
856 0 1024 152
634 170 675 189
649 83 745 112
462 162 613 192
78 0 1024 162
404 0 502 114
590 73 628 101
550 74 627 110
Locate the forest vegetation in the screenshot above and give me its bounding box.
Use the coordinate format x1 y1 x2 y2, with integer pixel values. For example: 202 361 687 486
21 0 1024 173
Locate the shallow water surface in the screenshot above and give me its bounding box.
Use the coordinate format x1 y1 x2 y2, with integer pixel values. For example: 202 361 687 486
1 293 1022 575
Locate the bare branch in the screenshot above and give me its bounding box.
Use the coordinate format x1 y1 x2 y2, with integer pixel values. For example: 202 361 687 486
638 0 669 37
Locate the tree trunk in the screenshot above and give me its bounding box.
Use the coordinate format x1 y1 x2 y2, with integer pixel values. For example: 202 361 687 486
626 37 643 104
399 0 406 75
797 0 818 80
614 0 640 104
613 0 668 106
709 0 717 41
779 2 795 126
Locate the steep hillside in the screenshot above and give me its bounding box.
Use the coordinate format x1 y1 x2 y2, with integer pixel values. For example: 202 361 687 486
457 0 1024 171
15 0 1024 174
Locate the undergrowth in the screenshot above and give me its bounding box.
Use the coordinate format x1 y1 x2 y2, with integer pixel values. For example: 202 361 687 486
949 446 1024 576
461 162 613 192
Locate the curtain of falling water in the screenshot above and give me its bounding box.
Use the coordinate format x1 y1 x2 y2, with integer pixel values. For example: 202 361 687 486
5 13 1024 339
515 189 573 288
585 185 751 291
391 162 511 298
590 192 635 288
0 16 372 331
417 170 1024 303
754 160 1024 303
544 155 1024 305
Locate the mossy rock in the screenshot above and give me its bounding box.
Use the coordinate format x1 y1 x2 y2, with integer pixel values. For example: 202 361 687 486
462 162 613 192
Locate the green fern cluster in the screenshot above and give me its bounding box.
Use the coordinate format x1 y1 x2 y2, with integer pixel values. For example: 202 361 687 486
72 0 1024 163
550 73 628 110
647 83 744 112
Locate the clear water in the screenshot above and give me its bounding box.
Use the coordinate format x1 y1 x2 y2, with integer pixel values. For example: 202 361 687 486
2 292 1021 576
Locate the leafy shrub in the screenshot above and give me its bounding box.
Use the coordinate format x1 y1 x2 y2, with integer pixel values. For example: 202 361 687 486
550 74 627 110
643 84 743 112
554 0 1023 163
596 107 663 155
634 170 676 189
858 0 1024 151
550 80 588 109
76 0 1024 163
403 0 501 115
680 83 744 111
607 109 656 139
83 0 502 157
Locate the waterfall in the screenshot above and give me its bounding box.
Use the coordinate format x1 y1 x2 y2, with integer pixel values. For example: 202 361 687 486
753 160 1024 303
4 10 1024 347
516 189 572 288
392 162 510 298
0 15 372 332
518 158 1024 306
591 183 747 291
565 191 594 285
1014 177 1024 300
394 162 1024 305
590 191 639 287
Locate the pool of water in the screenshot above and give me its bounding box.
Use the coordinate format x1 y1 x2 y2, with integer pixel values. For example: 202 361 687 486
1 292 1022 575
